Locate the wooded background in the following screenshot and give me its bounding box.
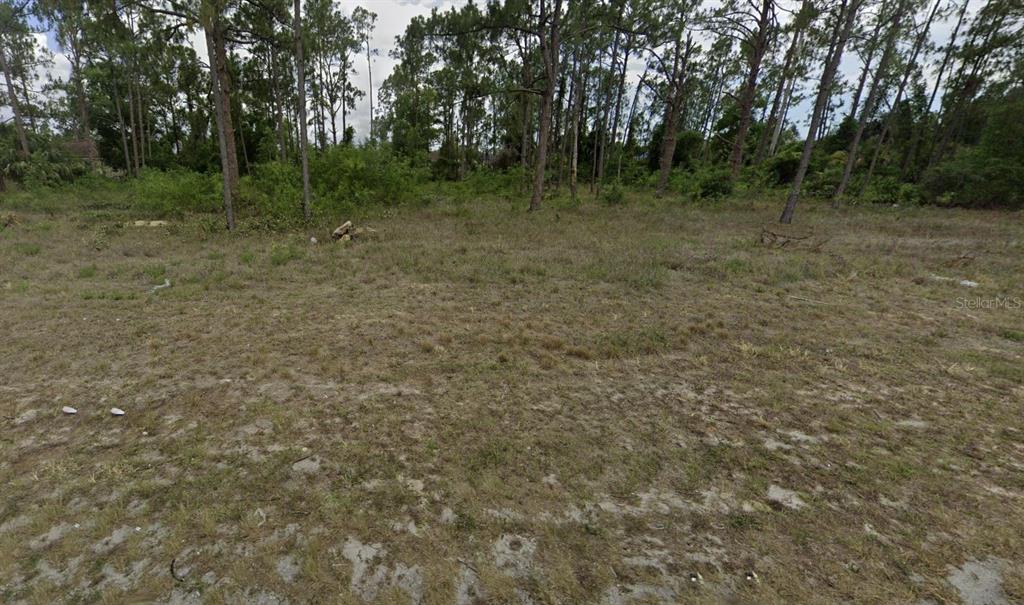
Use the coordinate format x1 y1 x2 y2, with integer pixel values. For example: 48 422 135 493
1 0 1021 225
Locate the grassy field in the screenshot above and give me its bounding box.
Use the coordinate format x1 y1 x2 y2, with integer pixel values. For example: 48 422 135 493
1 191 1022 604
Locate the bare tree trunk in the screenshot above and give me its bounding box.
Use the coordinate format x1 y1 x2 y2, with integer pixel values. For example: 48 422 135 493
779 0 863 224
269 46 287 161
833 0 906 202
135 82 146 167
700 59 726 154
570 60 585 203
557 55 576 188
0 45 30 157
656 36 693 197
205 24 236 230
729 0 774 179
110 68 132 174
127 82 141 175
595 31 622 193
528 0 562 212
848 44 878 123
553 68 567 187
769 67 797 156
208 23 240 195
609 38 631 173
755 19 803 164
619 67 647 179
903 0 967 178
365 37 374 141
294 0 312 221
860 0 942 193
70 45 90 138
18 75 35 131
656 104 680 195
521 93 531 169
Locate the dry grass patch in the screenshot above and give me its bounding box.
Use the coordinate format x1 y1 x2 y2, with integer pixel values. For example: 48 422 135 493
1 196 1022 603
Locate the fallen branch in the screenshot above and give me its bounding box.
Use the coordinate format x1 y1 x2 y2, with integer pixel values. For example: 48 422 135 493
788 295 831 305
457 558 479 573
170 557 186 582
760 225 813 248
148 279 171 293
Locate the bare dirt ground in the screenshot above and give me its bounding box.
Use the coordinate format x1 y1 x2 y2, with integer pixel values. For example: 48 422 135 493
1 196 1023 604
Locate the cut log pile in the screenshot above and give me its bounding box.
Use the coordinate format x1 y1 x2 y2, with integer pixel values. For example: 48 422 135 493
331 220 379 242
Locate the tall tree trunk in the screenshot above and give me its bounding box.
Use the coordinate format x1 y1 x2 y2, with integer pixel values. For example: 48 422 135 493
553 67 567 187
0 45 30 157
848 43 878 123
656 36 693 197
205 22 240 196
570 61 585 203
729 0 774 179
833 0 906 201
528 0 562 212
779 0 863 224
205 23 236 230
269 45 287 161
127 82 141 176
135 82 146 167
903 0 967 178
595 31 622 193
619 67 647 179
609 38 631 171
519 42 533 171
365 36 374 141
557 55 576 188
860 0 942 193
70 45 90 138
755 22 803 164
700 59 725 154
110 69 132 174
18 75 35 131
294 0 312 221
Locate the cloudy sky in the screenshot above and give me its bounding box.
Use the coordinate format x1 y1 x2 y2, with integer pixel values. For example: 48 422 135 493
9 0 984 142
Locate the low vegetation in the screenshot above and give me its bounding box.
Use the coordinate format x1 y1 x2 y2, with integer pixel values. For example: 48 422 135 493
2 191 1022 603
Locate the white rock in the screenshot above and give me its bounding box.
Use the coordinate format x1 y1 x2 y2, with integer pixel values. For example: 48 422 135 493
62 406 78 415
767 484 806 510
110 407 126 416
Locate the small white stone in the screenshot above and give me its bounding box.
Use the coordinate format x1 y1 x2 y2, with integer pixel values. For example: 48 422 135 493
110 407 126 416
62 406 78 415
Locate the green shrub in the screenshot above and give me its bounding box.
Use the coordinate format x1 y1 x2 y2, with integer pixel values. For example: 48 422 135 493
310 145 429 212
921 149 1024 209
695 167 734 198
804 151 847 197
240 161 303 227
131 168 219 217
1 142 90 190
269 243 305 266
601 182 626 205
861 176 922 205
15 242 41 256
763 147 802 185
670 166 734 200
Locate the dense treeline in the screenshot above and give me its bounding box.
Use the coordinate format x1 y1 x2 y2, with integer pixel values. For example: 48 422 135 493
1 0 1022 227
